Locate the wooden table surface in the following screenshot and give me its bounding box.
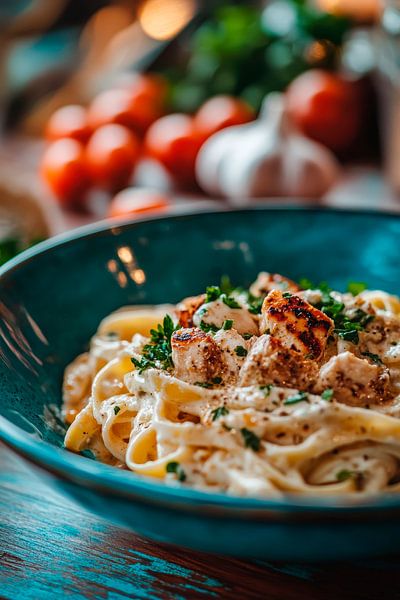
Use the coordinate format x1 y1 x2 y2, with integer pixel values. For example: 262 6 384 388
2 442 400 600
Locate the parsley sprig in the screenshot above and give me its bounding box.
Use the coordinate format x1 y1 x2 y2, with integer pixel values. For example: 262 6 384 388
131 315 178 373
204 285 241 308
284 391 309 405
241 428 261 451
302 280 374 345
211 405 229 420
166 461 186 482
361 351 383 365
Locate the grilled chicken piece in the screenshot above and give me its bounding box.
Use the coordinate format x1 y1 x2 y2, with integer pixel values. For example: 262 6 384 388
171 327 247 385
175 294 205 328
314 351 392 406
260 290 333 360
249 272 301 297
193 299 259 336
239 334 319 389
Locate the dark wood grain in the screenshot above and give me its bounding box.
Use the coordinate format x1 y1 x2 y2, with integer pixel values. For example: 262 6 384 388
1 443 400 599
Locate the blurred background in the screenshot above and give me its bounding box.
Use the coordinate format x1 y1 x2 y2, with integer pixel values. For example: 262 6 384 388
0 0 399 264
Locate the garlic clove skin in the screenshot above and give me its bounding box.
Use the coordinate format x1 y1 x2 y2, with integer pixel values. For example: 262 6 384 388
195 92 340 202
283 136 340 198
195 124 248 197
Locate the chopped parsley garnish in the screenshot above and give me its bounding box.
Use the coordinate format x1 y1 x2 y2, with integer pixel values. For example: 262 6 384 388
199 320 219 333
321 389 334 401
260 384 273 396
223 319 233 330
211 405 229 421
242 333 253 340
235 345 248 357
247 294 264 315
298 277 314 290
336 469 353 482
195 377 223 389
347 281 367 296
166 461 186 482
205 285 221 302
113 406 121 415
336 469 365 489
282 292 292 298
333 309 373 345
361 351 383 365
131 315 178 373
309 287 373 345
241 428 261 452
221 293 241 309
204 284 241 309
283 391 309 405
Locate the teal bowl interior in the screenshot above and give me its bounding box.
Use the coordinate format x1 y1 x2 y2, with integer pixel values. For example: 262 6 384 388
2 206 400 561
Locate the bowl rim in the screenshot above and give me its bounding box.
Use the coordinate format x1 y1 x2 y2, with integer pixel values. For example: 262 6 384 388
2 203 400 518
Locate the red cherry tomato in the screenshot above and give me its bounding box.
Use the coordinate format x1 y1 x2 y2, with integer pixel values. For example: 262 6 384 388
108 188 169 219
145 114 203 186
125 73 168 106
87 76 166 136
193 95 255 139
45 105 92 144
286 70 363 152
85 124 141 192
40 138 90 207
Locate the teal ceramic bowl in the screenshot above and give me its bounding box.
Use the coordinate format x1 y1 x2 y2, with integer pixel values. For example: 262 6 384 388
2 206 400 562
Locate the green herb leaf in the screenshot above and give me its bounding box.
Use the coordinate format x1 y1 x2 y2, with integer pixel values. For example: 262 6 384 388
166 461 186 482
235 345 248 357
195 376 223 389
242 333 253 340
241 428 261 451
194 381 213 388
336 469 365 489
321 389 334 401
113 406 120 415
211 405 229 421
283 391 309 405
298 277 314 290
260 384 273 396
200 320 220 333
131 314 178 373
205 286 221 302
361 351 383 365
347 281 367 296
282 292 292 299
247 294 264 315
223 319 233 330
336 469 353 482
221 293 241 309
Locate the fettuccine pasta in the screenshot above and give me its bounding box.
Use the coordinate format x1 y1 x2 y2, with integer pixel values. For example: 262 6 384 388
63 273 400 497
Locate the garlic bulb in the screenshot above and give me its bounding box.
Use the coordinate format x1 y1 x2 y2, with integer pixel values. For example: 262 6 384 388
195 92 340 201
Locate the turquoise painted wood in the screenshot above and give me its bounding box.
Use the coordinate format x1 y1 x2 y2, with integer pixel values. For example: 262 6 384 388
2 208 400 562
2 441 400 600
